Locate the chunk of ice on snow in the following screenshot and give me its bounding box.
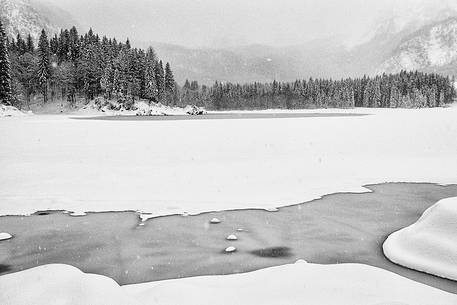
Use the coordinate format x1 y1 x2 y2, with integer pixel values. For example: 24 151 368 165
226 234 238 241
210 218 221 224
225 246 237 253
0 233 13 241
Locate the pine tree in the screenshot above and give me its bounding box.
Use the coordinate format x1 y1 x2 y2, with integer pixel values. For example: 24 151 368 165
155 60 165 104
16 34 27 55
26 34 34 53
143 47 158 103
50 34 59 55
0 19 12 105
164 62 175 105
100 62 115 99
37 29 51 103
144 62 157 103
68 26 79 63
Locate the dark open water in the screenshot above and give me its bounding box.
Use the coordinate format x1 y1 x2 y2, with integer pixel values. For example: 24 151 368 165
0 183 456 293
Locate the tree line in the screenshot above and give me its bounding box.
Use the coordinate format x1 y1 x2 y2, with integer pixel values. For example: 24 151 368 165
0 21 455 110
1 21 177 108
180 72 456 110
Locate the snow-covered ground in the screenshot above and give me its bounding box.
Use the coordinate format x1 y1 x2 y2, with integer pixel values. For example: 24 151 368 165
384 197 457 281
0 106 457 217
1 261 456 305
0 104 30 117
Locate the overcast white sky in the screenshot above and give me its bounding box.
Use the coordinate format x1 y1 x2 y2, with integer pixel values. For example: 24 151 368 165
38 0 453 48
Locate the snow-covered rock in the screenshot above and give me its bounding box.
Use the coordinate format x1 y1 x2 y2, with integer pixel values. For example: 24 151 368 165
1 262 456 305
184 105 207 115
77 99 206 117
383 197 457 281
0 104 29 117
224 246 237 253
226 234 238 241
210 218 221 224
0 232 13 241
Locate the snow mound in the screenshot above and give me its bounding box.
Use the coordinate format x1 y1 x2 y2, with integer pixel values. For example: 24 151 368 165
226 234 238 241
210 218 221 224
0 105 30 117
1 262 456 305
0 264 130 305
225 246 237 253
0 232 13 241
383 197 457 281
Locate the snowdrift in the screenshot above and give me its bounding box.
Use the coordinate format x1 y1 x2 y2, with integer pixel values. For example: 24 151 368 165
1 261 456 305
383 197 457 281
0 104 30 117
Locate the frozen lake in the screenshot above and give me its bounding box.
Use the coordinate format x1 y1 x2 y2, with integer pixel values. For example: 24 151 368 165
1 183 456 293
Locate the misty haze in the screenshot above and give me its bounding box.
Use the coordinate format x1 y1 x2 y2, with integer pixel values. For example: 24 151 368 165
0 0 457 305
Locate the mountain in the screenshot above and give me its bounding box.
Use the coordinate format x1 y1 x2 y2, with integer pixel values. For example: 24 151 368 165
146 11 457 85
0 0 80 41
2 0 455 84
141 39 350 85
378 17 457 76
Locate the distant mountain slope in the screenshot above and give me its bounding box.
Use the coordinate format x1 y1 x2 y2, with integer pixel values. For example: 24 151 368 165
2 0 455 84
378 18 457 76
144 40 349 85
0 0 80 40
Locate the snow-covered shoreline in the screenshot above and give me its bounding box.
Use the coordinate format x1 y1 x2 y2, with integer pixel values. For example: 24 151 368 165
1 261 456 305
0 104 32 117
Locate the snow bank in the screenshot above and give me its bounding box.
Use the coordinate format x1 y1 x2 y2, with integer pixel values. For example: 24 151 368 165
1 262 455 305
1 107 457 217
0 264 130 305
0 104 30 117
383 197 457 281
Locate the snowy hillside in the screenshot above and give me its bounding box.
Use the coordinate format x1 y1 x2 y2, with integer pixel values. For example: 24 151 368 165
379 18 457 74
0 0 79 41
